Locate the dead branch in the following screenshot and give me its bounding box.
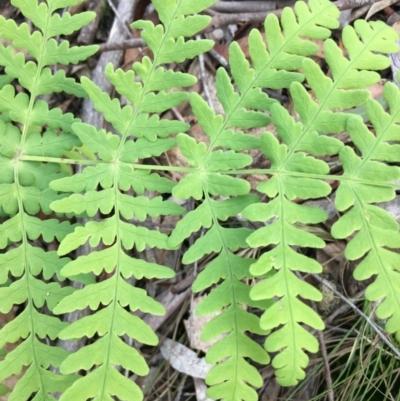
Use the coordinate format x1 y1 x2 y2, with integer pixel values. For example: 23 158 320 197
210 1 276 13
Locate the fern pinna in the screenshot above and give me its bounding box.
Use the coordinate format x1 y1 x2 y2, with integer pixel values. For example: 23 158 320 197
49 0 215 400
243 17 397 385
0 0 97 399
332 83 400 338
241 16 400 387
170 0 343 397
0 0 400 400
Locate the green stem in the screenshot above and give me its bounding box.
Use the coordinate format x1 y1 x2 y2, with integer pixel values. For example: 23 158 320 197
19 155 400 189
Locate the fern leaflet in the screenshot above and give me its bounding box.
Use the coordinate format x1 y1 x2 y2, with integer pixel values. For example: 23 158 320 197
332 83 400 339
242 14 399 386
170 0 343 397
0 0 97 399
49 1 216 400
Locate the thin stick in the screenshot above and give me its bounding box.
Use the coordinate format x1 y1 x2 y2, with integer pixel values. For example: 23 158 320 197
210 1 276 14
196 35 214 108
208 47 229 70
99 38 146 52
333 0 376 10
106 0 133 38
202 1 375 34
203 9 283 32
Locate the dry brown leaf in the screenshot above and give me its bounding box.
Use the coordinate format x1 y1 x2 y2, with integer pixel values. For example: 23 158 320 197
366 0 399 20
184 296 224 353
160 338 212 379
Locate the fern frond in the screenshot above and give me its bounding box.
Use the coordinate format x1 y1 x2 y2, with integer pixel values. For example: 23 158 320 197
291 20 398 136
168 0 343 397
25 130 81 158
2 0 399 398
237 13 399 387
0 0 97 95
241 105 328 386
169 93 270 400
216 0 340 132
48 1 217 399
332 82 400 340
0 0 99 399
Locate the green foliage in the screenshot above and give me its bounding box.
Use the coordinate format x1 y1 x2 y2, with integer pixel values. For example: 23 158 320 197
332 83 400 340
49 0 212 400
0 0 97 399
0 0 400 400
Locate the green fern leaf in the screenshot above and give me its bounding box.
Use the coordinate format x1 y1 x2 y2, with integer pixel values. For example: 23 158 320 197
0 86 79 130
239 103 330 386
132 57 196 91
19 186 61 215
36 68 88 97
79 78 136 132
291 20 398 137
51 189 115 217
117 167 175 194
168 3 344 396
132 20 214 64
57 217 116 255
118 194 184 220
46 10 96 37
0 338 78 400
0 121 20 157
120 137 177 162
142 91 188 113
130 113 189 140
55 275 164 315
172 93 271 400
0 18 41 58
154 0 216 28
43 39 98 66
46 2 218 399
238 11 398 388
73 122 120 161
332 82 400 340
177 132 207 166
51 163 114 192
5 0 399 398
0 1 99 397
25 130 81 157
28 245 70 280
0 184 18 215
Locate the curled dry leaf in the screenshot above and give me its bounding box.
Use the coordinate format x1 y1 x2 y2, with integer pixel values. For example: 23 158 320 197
160 338 212 379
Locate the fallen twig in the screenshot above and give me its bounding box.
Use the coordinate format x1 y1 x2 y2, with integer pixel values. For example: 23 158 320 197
210 1 276 14
333 0 376 10
202 9 283 33
98 38 146 52
196 35 214 108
